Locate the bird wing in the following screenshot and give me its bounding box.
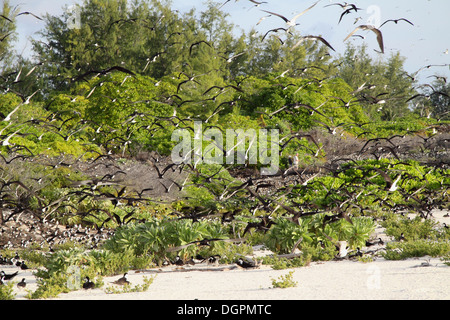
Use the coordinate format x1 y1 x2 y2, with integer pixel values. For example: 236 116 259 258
301 35 336 52
344 25 384 53
166 243 193 252
0 15 13 23
261 10 289 23
291 0 321 22
17 11 42 20
379 18 414 28
324 3 345 8
372 168 393 187
399 18 414 26
343 25 363 42
369 26 384 53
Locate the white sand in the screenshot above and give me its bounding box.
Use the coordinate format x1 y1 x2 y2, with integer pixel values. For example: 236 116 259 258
8 257 449 300
7 210 450 300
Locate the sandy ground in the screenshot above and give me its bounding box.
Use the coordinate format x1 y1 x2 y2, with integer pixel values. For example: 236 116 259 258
4 210 450 300
6 256 449 300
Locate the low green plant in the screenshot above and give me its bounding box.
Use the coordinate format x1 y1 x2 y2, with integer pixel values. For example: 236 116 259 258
28 247 154 299
263 217 313 254
271 271 298 288
441 254 450 267
382 215 441 241
382 240 450 260
103 218 233 263
0 280 16 300
104 275 156 294
262 255 311 270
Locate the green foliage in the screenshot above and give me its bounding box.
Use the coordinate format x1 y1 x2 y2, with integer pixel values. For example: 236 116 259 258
382 240 450 260
104 275 156 294
271 271 298 288
337 44 416 120
382 215 441 242
264 217 313 254
1 1 449 302
237 76 368 134
442 254 450 267
103 218 232 262
263 215 375 255
345 217 377 249
0 0 18 73
28 247 154 299
0 280 16 300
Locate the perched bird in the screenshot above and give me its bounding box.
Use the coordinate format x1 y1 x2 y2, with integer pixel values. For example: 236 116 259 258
0 270 19 280
174 255 185 266
293 153 299 169
83 276 95 289
236 257 257 269
366 238 384 247
17 278 27 288
20 261 29 270
348 247 363 259
336 241 349 258
206 255 221 265
112 273 130 285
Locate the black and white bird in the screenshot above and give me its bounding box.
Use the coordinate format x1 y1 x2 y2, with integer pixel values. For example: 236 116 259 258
174 255 185 266
111 273 130 285
20 261 29 270
17 278 27 288
83 276 95 289
236 257 257 269
0 270 19 281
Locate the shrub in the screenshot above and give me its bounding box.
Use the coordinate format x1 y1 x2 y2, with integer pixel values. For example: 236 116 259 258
382 215 440 242
263 217 313 254
104 275 156 294
103 218 233 263
271 271 298 288
28 247 154 299
382 240 450 260
0 281 16 300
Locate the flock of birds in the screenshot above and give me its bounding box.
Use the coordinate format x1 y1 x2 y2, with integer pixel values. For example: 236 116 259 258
0 0 449 283
0 251 28 288
220 0 419 55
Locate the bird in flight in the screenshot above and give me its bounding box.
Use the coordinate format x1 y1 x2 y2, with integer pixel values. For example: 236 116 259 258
261 0 320 29
16 11 43 20
291 35 335 52
324 2 359 10
379 18 414 28
344 25 384 53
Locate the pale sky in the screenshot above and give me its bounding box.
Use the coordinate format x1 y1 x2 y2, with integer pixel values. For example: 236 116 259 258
9 0 450 84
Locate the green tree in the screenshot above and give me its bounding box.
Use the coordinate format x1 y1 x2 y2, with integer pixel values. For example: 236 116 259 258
0 0 17 74
426 79 449 120
32 0 184 90
337 43 416 120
